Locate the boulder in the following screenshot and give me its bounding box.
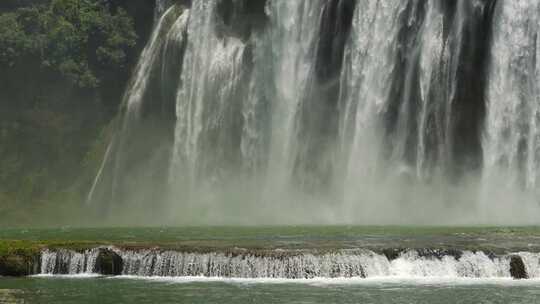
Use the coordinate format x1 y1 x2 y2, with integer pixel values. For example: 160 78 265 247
381 248 403 261
0 254 39 276
94 249 123 275
509 255 528 280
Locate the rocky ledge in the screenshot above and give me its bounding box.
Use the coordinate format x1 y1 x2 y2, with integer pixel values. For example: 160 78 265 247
1 245 539 280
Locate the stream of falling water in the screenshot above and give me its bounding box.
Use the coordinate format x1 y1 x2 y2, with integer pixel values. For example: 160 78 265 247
40 247 540 280
87 0 540 225
171 0 247 183
481 0 540 222
88 6 184 204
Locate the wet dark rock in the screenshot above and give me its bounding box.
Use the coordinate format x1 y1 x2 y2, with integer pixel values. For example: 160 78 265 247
416 248 463 260
216 0 268 41
382 248 404 261
382 248 465 261
94 249 123 275
0 253 40 277
484 251 498 260
509 255 528 280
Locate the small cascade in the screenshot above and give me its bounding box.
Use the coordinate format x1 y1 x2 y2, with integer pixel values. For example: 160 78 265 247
40 249 100 275
390 250 509 278
119 249 385 278
517 252 540 278
38 248 540 280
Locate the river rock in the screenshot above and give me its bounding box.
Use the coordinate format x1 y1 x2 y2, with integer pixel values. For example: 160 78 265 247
0 254 39 276
94 249 123 275
509 255 528 279
381 248 403 261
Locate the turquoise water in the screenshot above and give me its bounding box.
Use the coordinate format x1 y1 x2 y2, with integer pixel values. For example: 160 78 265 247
3 227 540 303
1 277 540 304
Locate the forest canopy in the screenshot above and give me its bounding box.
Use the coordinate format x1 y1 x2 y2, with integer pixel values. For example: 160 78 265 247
0 0 137 88
0 0 154 227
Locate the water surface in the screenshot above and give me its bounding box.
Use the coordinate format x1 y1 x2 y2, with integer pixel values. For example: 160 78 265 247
1 277 540 304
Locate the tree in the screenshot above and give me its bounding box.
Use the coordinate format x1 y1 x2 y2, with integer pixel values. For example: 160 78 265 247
0 0 137 88
0 0 145 226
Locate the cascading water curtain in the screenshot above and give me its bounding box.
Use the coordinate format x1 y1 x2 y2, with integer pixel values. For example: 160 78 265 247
482 0 540 223
89 0 540 225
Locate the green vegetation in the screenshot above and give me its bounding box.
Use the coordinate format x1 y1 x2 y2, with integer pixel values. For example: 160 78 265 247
0 0 137 88
0 0 154 227
0 239 103 276
3 226 540 254
0 240 101 256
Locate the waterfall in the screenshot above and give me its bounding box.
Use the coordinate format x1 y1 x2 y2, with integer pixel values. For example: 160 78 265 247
338 1 410 217
87 5 180 204
171 0 248 184
169 0 327 185
484 1 540 185
88 0 540 225
338 0 493 221
39 248 540 280
481 0 540 222
518 252 540 278
165 0 335 222
155 0 173 22
340 0 490 180
263 0 326 189
88 4 191 214
40 249 100 275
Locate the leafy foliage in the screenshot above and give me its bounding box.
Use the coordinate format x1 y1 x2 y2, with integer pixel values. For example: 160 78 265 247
0 0 137 88
0 0 152 227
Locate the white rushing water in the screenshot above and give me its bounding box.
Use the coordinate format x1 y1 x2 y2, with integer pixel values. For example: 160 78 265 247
40 248 540 280
88 5 191 204
337 0 487 222
481 0 540 222
338 0 467 181
485 0 540 189
262 0 325 184
41 249 100 275
170 0 247 184
338 1 408 211
87 0 540 225
168 0 327 187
